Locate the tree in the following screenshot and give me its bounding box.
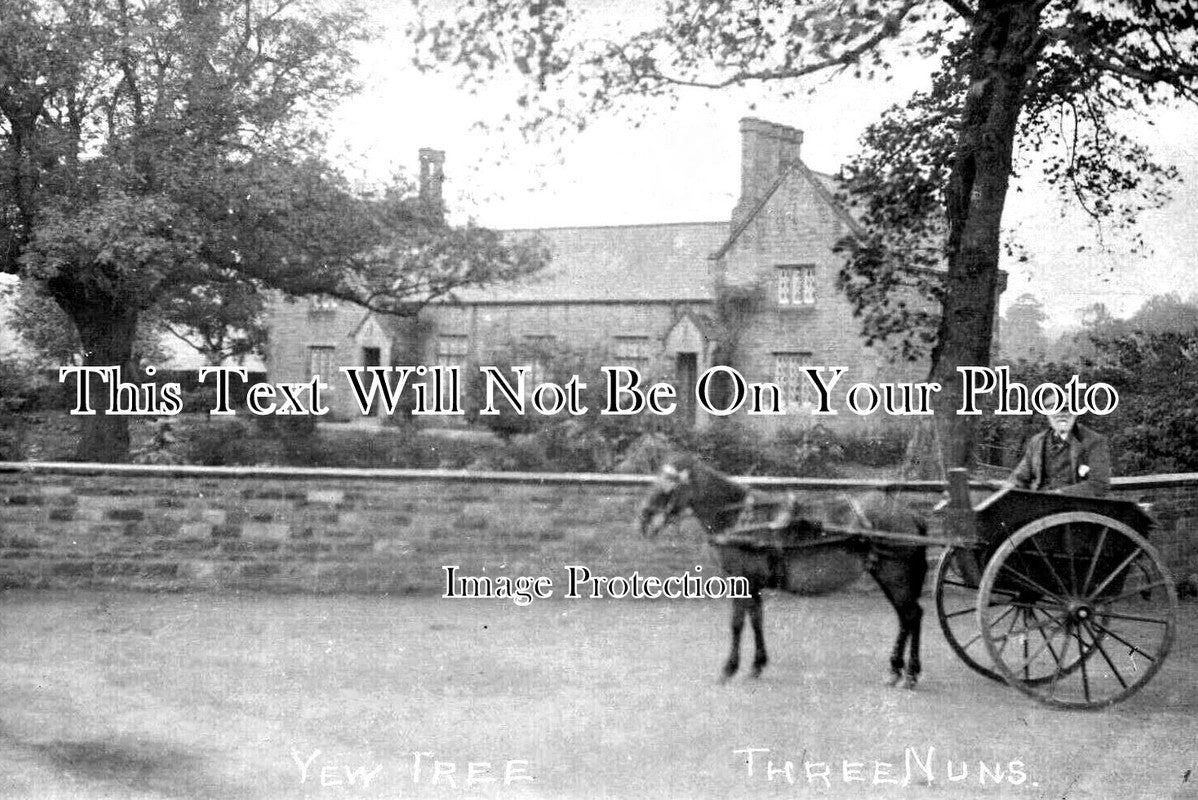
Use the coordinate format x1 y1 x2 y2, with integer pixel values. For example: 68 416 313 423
5 279 168 367
1 0 545 462
411 0 1198 471
158 282 267 366
998 292 1048 362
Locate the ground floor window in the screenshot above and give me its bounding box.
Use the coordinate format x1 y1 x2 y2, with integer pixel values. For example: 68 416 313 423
613 335 653 372
773 352 814 411
307 345 336 381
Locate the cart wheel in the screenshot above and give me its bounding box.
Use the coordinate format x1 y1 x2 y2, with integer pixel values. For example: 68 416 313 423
977 512 1178 709
936 547 1089 686
934 547 1005 683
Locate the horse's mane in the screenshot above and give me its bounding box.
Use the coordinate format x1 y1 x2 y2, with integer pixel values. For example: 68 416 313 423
667 455 748 534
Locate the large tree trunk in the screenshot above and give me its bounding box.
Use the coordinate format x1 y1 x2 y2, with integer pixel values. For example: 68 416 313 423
53 287 140 463
927 0 1045 472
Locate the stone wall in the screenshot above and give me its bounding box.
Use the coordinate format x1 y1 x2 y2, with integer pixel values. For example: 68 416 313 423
1 463 1195 594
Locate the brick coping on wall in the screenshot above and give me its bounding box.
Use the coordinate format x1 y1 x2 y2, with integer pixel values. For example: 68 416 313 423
0 461 997 492
3 460 1195 490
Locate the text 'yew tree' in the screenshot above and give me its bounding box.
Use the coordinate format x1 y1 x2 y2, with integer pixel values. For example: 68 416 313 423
412 0 1198 471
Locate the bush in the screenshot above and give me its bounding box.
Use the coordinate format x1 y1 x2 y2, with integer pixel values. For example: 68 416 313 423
187 420 265 466
837 427 909 468
0 360 62 413
254 414 319 439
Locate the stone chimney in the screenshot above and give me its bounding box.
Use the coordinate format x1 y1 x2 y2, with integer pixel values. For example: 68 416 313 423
731 118 804 228
418 148 445 218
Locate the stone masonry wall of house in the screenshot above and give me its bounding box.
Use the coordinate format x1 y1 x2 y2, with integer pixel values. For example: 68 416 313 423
269 298 713 422
1 463 1195 595
718 172 932 433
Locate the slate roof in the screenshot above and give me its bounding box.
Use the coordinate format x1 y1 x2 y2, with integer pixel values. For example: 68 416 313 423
447 221 729 304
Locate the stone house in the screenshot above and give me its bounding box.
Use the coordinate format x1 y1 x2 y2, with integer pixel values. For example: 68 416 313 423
265 118 948 431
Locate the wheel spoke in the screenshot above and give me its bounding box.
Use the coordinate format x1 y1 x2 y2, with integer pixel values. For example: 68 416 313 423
991 609 1067 641
996 562 1065 603
1021 611 1031 680
1074 627 1092 704
1003 618 1066 673
1029 607 1069 668
1064 524 1079 594
994 605 1024 657
1081 527 1109 596
1029 533 1070 597
1083 620 1129 690
1098 610 1173 626
1042 623 1073 702
1088 619 1159 664
944 605 978 620
1088 545 1144 600
943 576 1018 597
964 605 1015 651
1101 579 1172 606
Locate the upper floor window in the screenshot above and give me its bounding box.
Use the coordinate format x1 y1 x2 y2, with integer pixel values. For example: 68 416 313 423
773 352 814 411
776 265 816 307
309 295 338 313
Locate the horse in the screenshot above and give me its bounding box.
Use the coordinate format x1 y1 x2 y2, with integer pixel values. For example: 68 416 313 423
638 456 929 689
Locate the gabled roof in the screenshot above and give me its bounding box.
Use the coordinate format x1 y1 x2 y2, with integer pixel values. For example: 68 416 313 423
711 161 863 261
447 221 729 304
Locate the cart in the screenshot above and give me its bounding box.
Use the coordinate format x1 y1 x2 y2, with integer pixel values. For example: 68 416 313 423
728 469 1179 709
932 471 1178 709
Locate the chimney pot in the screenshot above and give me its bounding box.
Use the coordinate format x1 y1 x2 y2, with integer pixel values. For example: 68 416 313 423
418 148 446 217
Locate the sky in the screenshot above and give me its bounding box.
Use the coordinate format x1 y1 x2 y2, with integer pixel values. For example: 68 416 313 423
322 0 1198 334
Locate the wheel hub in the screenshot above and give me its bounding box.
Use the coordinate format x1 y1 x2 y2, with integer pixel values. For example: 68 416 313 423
1067 601 1094 623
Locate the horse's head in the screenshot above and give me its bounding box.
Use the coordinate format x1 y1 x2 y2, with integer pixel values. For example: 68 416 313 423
639 462 695 538
639 457 749 538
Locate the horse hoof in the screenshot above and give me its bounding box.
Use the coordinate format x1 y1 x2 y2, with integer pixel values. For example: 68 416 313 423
903 675 918 691
885 672 902 688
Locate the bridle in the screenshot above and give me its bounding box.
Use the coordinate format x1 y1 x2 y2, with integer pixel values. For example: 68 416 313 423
640 464 692 537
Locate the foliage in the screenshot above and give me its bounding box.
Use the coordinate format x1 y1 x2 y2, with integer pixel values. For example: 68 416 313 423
978 319 1198 475
1089 329 1198 474
411 0 1198 470
997 293 1050 363
185 421 262 467
0 0 547 462
159 282 268 366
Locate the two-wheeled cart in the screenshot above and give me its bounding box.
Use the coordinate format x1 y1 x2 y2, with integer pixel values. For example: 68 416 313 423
932 472 1178 709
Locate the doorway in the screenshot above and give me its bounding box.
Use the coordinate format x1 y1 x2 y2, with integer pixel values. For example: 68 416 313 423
675 352 697 426
362 346 381 416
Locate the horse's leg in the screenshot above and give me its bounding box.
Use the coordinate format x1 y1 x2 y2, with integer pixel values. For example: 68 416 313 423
900 551 928 690
722 596 746 682
869 555 909 687
748 588 769 678
888 613 910 687
902 602 924 690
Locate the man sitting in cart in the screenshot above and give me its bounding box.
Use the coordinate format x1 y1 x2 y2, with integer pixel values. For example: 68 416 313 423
1006 411 1111 497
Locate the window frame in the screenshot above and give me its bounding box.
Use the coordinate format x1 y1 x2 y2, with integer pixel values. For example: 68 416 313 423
775 264 817 307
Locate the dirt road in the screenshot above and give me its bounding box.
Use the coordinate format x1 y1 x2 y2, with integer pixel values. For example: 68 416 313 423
2 589 1195 800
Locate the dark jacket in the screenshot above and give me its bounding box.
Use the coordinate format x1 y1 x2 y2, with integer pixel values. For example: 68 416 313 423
1007 423 1111 497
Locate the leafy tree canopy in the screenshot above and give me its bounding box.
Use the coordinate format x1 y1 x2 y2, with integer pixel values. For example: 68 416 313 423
412 0 1198 469
1 0 547 461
